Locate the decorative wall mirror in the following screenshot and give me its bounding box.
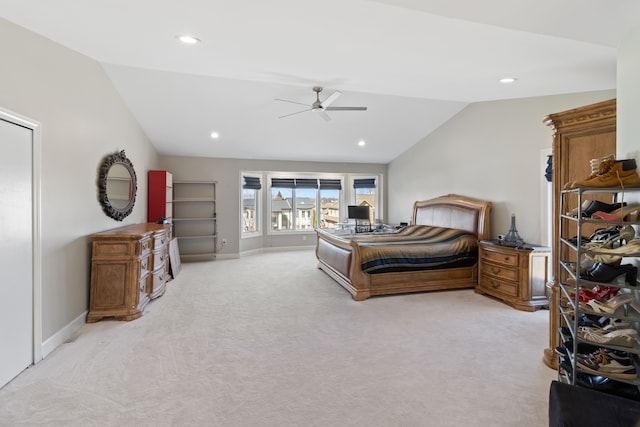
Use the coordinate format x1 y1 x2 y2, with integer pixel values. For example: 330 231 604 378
97 150 137 221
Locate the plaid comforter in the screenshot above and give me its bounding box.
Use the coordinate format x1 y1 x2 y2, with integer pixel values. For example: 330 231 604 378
350 225 478 274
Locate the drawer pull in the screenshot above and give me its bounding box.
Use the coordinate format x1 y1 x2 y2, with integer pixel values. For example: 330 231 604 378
504 256 510 262
491 280 500 289
491 267 501 275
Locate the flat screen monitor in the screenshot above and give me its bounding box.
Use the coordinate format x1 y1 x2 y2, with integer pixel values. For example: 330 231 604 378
348 205 370 220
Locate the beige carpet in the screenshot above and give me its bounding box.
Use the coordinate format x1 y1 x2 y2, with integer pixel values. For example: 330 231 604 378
0 249 556 426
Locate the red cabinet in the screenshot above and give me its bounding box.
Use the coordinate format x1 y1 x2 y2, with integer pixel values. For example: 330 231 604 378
148 170 173 223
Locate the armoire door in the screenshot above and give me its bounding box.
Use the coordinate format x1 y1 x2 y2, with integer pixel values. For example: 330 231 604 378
542 99 616 369
0 117 33 388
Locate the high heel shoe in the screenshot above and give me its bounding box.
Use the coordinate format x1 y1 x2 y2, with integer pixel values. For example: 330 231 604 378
585 238 640 264
580 262 637 284
580 293 634 314
589 225 624 241
576 326 638 348
582 201 627 218
581 225 635 250
567 200 593 217
592 205 640 222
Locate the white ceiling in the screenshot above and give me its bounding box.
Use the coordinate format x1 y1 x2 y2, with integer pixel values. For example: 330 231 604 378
2 0 639 163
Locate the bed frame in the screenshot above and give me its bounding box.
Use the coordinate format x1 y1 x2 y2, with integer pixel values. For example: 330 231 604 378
315 194 492 300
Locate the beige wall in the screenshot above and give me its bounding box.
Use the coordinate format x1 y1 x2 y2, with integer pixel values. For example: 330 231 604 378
159 156 386 255
387 90 616 246
618 25 640 161
0 18 158 345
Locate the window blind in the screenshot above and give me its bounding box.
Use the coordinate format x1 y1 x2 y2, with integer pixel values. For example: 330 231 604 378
243 176 262 190
319 179 342 190
353 178 376 188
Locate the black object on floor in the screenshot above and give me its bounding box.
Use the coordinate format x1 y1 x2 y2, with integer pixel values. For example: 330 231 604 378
549 380 640 427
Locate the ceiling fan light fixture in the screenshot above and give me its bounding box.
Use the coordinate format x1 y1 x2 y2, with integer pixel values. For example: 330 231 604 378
358 140 366 147
210 131 219 139
177 35 201 44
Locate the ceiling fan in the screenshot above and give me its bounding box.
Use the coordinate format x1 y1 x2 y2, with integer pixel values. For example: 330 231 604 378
275 86 367 121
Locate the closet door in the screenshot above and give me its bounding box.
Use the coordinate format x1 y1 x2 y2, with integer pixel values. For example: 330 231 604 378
0 118 33 388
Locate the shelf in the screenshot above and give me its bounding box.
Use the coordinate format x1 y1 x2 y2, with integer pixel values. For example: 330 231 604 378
173 217 217 221
172 180 217 261
173 198 216 203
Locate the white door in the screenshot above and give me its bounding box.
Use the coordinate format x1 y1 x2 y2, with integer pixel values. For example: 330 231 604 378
0 118 33 388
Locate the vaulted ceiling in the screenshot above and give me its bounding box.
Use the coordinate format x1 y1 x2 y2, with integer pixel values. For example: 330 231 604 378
2 0 639 163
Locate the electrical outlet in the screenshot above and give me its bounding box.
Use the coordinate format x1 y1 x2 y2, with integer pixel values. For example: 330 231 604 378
302 235 307 241
221 238 228 245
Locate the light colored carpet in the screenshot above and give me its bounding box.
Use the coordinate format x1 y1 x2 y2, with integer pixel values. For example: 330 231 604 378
0 249 556 426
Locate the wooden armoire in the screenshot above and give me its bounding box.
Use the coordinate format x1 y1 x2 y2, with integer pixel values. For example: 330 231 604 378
542 99 616 369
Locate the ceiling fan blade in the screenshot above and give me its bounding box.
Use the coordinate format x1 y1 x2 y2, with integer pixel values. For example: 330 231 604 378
275 98 310 107
321 90 342 108
279 108 312 118
317 110 331 121
325 106 368 111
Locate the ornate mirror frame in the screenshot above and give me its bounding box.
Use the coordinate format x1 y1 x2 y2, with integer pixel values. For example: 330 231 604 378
97 150 137 221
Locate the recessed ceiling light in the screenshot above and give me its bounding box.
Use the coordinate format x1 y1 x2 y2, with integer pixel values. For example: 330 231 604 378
177 35 201 44
358 140 366 147
500 77 518 84
210 132 219 139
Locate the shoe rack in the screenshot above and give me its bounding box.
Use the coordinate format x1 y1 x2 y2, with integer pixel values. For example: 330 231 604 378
557 187 640 393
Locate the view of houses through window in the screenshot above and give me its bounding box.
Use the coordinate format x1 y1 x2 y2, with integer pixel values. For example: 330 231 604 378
242 173 380 236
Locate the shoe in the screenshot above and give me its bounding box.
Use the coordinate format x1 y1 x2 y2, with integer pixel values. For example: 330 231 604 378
576 348 638 379
570 285 620 302
584 239 640 264
592 205 640 222
579 262 638 284
582 201 627 218
567 199 593 217
571 159 640 188
580 293 635 315
577 326 638 347
581 225 635 250
564 159 616 189
589 154 615 174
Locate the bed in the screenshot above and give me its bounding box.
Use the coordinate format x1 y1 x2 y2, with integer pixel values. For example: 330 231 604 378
315 194 492 300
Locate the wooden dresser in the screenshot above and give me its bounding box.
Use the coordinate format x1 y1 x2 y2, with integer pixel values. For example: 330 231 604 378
476 240 551 312
87 223 171 323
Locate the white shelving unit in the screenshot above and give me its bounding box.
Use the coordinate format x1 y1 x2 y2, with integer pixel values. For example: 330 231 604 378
172 180 217 261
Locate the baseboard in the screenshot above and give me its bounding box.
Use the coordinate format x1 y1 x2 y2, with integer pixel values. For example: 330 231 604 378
40 310 87 360
262 246 315 253
215 253 240 260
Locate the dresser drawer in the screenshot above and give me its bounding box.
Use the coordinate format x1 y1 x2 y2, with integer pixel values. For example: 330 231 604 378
480 248 518 267
482 263 519 282
479 275 519 298
151 248 167 271
152 232 168 249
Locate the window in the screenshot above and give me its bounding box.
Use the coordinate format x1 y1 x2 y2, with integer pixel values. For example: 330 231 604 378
319 179 342 229
269 176 344 232
353 177 377 223
242 175 261 235
243 172 381 236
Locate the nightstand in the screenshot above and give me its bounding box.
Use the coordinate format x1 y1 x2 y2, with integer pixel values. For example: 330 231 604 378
476 240 551 311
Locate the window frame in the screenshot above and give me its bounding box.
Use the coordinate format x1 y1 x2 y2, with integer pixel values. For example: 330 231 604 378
240 173 262 239
266 173 346 235
347 174 383 224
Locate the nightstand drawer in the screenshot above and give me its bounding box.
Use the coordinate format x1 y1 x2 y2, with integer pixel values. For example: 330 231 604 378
479 275 519 298
483 263 519 282
481 248 518 267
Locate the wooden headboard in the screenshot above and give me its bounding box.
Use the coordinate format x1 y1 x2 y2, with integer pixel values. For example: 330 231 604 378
412 194 492 240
